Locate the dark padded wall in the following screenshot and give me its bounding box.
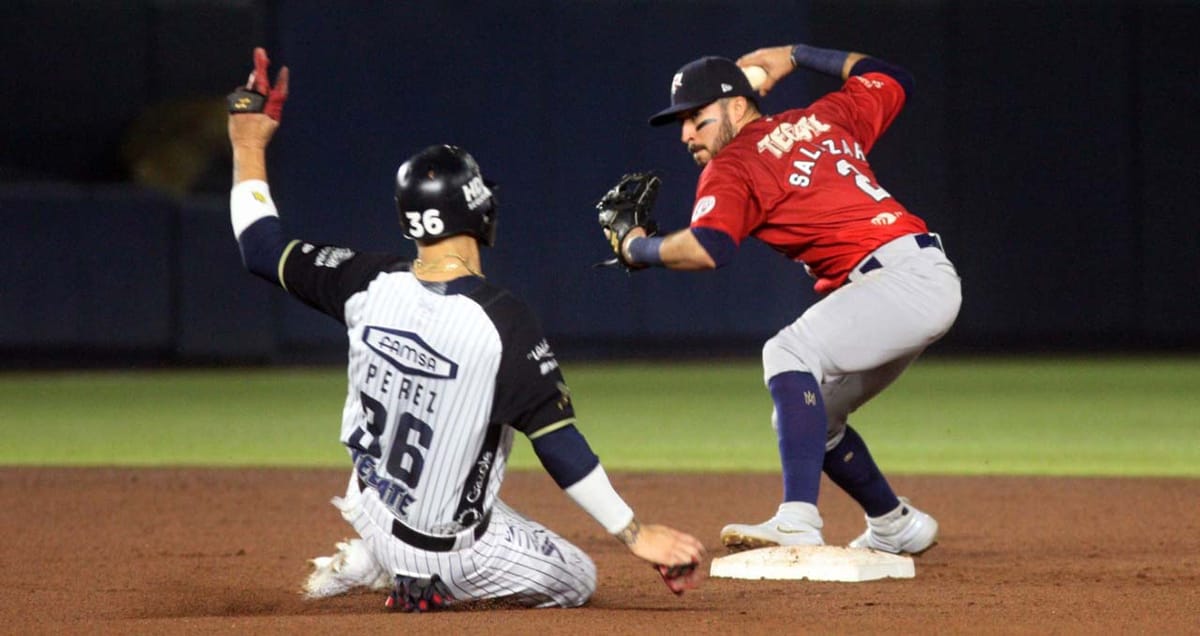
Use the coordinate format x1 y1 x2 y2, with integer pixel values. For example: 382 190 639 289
1136 3 1200 340
263 1 822 353
0 184 175 350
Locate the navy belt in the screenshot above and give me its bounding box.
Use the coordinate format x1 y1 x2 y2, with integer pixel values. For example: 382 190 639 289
357 476 491 552
858 233 944 275
391 508 491 552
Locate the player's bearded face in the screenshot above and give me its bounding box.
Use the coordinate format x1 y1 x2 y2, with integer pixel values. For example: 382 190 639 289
685 100 736 167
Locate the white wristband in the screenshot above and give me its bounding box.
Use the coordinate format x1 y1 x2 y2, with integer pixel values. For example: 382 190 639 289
564 465 635 535
230 179 279 237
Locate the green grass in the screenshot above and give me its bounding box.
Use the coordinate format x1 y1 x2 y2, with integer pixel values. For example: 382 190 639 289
1 356 1197 476
0 369 347 466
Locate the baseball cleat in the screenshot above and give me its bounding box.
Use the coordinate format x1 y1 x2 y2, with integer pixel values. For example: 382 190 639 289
720 502 825 552
302 538 392 599
849 497 939 555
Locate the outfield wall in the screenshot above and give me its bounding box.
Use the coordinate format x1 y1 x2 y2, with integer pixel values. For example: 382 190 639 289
2 1 1197 364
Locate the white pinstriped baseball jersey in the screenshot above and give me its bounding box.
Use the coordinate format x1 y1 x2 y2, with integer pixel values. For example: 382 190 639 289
278 240 596 607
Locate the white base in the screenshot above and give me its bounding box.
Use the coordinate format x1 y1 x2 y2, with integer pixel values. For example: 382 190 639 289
709 545 915 582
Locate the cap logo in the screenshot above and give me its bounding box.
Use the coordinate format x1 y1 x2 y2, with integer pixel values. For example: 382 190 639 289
721 83 733 92
671 72 684 97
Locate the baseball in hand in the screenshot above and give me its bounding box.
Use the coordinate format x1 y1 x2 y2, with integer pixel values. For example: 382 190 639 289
742 65 768 90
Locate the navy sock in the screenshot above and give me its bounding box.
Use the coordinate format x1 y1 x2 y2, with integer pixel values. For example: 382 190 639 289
823 425 900 517
767 371 828 505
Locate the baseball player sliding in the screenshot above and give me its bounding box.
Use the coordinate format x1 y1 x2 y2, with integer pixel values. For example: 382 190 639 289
226 48 703 611
597 43 961 554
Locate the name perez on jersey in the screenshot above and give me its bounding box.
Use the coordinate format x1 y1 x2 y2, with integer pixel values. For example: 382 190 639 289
366 363 439 414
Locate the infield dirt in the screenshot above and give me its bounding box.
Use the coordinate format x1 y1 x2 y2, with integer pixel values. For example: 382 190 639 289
2 468 1197 634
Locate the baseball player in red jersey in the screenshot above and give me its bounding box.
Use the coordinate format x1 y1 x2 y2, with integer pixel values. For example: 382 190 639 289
604 43 962 553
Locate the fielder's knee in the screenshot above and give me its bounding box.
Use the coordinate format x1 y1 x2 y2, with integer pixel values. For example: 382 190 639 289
825 420 847 451
762 332 820 385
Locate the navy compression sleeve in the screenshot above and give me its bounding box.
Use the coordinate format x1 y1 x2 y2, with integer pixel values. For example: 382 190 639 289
789 44 850 77
849 57 914 99
530 424 600 488
237 216 287 283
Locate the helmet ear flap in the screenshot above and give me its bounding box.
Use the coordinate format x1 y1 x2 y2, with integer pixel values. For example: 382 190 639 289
478 203 498 247
478 180 499 247
394 195 411 239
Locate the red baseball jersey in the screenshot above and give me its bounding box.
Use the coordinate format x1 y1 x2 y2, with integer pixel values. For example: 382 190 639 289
690 71 927 293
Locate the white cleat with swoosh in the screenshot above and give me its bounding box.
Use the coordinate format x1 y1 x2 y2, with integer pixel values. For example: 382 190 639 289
721 502 825 552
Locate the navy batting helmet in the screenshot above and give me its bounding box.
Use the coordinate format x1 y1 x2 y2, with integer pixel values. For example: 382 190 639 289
395 145 497 246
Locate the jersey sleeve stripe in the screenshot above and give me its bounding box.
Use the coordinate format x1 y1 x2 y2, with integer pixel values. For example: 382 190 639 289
277 239 302 290
526 417 577 440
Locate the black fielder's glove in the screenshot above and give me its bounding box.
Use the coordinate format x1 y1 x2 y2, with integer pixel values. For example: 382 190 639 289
595 172 661 270
385 573 454 613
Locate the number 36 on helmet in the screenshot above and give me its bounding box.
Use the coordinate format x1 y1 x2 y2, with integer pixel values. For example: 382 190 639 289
395 145 498 247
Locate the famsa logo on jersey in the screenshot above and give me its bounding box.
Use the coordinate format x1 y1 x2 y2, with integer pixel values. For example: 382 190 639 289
363 326 458 379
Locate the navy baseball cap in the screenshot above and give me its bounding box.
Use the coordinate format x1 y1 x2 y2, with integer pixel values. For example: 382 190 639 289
648 56 760 127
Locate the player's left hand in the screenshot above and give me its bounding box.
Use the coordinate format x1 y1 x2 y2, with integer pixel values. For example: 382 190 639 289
595 172 660 271
227 47 289 148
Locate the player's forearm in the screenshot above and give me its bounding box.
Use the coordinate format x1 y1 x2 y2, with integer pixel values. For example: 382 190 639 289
232 145 269 184
624 228 719 270
841 52 868 79
531 425 638 534
227 107 280 184
784 44 867 79
660 229 718 269
564 464 636 535
230 179 287 283
790 45 912 96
